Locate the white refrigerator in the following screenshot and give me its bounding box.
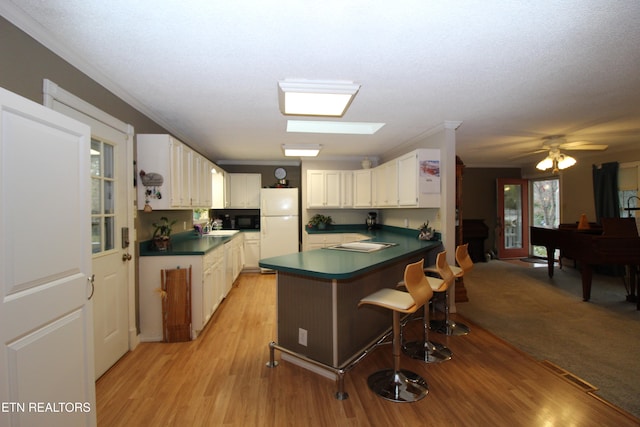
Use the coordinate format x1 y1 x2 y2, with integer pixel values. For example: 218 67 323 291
260 188 299 271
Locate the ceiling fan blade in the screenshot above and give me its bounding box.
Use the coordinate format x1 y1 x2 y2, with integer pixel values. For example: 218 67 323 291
560 141 608 151
509 148 547 160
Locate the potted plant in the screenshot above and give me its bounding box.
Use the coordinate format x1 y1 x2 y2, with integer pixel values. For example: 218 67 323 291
308 214 333 230
151 216 176 251
418 221 433 240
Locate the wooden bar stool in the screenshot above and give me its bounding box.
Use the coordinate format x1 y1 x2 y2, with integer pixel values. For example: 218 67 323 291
358 259 433 402
399 266 452 363
431 251 470 336
397 264 452 363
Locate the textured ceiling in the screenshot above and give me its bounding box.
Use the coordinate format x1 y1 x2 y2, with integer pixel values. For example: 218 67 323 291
3 1 640 167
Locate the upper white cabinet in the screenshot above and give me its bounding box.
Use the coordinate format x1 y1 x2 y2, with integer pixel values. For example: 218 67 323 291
307 170 341 208
226 173 261 208
353 169 373 207
137 134 213 210
373 161 398 207
304 148 440 210
340 171 354 208
211 166 225 209
397 149 441 207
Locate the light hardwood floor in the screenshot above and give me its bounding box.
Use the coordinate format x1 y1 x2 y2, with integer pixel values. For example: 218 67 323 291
96 272 640 426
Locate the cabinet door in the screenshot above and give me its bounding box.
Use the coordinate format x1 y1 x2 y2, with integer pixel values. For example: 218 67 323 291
181 145 192 207
170 139 183 207
202 266 214 325
307 170 325 208
191 153 201 207
212 258 225 311
201 159 213 207
227 174 245 208
374 161 399 207
353 169 372 207
398 152 418 206
341 171 353 207
245 174 262 208
324 171 341 207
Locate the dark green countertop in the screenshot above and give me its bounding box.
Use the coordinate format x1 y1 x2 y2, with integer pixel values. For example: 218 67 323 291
260 225 442 280
139 230 258 256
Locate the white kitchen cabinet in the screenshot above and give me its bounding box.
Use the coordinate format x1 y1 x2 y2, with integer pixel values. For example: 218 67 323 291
223 233 245 296
232 232 244 282
341 171 354 208
242 232 261 271
137 134 213 209
397 149 441 207
226 173 261 208
374 161 398 207
200 157 213 207
353 169 373 207
306 170 341 208
181 144 192 206
211 166 225 209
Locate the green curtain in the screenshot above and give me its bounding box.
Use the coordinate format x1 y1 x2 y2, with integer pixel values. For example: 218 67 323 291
592 162 619 222
592 161 624 276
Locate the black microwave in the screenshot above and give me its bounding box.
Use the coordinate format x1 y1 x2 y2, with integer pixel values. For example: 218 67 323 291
236 215 259 230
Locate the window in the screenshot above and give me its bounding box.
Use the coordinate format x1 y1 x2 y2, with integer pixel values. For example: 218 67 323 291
91 138 116 254
619 162 639 220
531 178 560 258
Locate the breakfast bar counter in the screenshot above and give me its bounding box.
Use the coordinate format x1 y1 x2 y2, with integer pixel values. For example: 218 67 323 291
259 226 442 374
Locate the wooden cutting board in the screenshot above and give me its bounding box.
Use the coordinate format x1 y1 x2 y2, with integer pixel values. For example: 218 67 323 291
161 266 192 342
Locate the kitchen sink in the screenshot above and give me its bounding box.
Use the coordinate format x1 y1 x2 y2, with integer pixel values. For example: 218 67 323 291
205 229 240 237
324 241 397 252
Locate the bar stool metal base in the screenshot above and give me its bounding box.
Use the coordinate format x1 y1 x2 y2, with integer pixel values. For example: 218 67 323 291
367 369 429 402
431 319 470 336
403 339 452 363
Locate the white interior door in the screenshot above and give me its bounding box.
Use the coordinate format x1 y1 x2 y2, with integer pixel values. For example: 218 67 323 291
0 87 96 426
45 83 132 379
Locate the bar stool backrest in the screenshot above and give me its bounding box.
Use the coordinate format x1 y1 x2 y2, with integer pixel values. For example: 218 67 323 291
436 251 456 287
455 243 474 273
404 259 434 308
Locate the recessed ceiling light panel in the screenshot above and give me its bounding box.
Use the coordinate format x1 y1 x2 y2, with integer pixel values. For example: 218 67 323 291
287 120 385 135
282 144 322 157
278 80 360 117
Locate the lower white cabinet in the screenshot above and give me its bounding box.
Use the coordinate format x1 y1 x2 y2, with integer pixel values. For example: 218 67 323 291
139 236 242 342
223 233 244 295
243 231 261 271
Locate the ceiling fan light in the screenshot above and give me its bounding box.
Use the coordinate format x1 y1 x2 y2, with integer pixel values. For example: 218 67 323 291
557 155 576 169
536 157 554 171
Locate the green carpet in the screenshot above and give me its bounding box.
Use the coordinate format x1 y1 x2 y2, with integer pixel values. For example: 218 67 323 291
456 260 640 418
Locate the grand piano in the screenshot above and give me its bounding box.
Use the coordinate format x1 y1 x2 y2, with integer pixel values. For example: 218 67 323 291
530 218 640 309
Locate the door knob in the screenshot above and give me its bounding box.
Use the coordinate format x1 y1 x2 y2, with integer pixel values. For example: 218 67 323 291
122 253 132 261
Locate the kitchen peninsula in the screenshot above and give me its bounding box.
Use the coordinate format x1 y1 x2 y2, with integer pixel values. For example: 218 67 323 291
259 226 442 380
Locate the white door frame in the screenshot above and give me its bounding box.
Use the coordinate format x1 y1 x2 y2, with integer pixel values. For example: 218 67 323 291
43 79 139 351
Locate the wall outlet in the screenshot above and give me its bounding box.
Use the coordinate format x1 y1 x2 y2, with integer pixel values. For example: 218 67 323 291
298 328 308 346
183 221 187 230
404 218 409 227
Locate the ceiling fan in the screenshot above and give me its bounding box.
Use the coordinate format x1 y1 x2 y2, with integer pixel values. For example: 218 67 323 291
529 135 608 173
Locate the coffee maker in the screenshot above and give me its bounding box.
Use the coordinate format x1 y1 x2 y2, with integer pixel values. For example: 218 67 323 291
366 212 377 230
